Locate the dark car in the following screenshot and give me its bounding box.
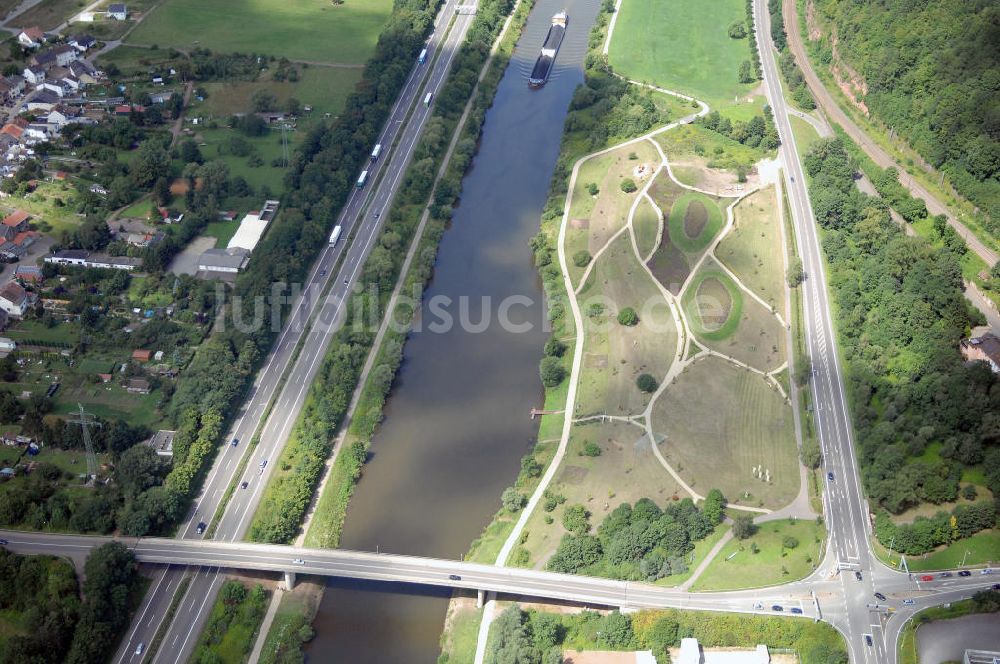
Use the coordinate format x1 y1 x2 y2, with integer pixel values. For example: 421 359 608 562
319 269 326 276
0 538 8 545
196 521 206 534
992 583 1000 590
958 570 971 577
790 607 803 614
874 592 887 601
240 481 248 489
231 438 239 447
827 472 834 481
939 572 953 578
771 605 783 612
448 574 462 581
865 635 873 647
855 571 863 581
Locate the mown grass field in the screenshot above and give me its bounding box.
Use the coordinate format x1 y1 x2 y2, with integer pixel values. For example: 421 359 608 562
654 356 798 509
633 195 661 259
682 266 743 341
693 518 825 590
516 421 686 570
574 234 677 417
608 0 754 106
127 0 392 64
717 185 786 315
875 529 1000 571
657 124 767 173
198 67 362 118
667 191 725 253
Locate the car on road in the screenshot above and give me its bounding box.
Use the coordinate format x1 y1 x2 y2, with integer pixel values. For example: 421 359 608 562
448 574 462 581
241 481 248 490
981 569 993 575
771 605 783 612
135 643 144 655
864 635 873 647
259 459 267 469
319 269 326 276
992 583 1000 590
855 571 863 581
790 607 803 614
0 539 8 545
920 575 935 581
938 572 953 578
827 472 834 481
874 592 887 601
292 559 305 565
903 599 915 605
231 438 239 447
753 602 763 610
959 570 971 577
196 521 206 534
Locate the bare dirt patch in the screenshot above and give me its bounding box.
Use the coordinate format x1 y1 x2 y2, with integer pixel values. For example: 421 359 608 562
683 199 709 238
696 277 733 330
564 651 644 664
571 218 590 229
647 233 690 295
670 157 759 193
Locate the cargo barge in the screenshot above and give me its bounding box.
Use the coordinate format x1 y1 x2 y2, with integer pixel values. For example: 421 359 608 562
528 12 567 88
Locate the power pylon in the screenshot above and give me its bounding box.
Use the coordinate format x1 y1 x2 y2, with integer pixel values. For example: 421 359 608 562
69 404 102 483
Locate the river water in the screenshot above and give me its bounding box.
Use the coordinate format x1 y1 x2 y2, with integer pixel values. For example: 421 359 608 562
305 0 601 660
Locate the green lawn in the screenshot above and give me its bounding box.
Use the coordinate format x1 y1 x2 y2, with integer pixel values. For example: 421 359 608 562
789 115 822 162
875 530 1000 572
6 320 80 347
127 0 392 64
438 605 484 664
682 268 743 341
195 128 288 193
203 218 240 248
6 181 85 237
118 197 154 219
717 185 786 314
608 0 755 107
667 191 725 254
198 67 362 118
693 518 825 590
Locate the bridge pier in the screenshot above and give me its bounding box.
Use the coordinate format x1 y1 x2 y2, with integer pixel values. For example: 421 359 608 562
283 571 296 590
477 589 485 608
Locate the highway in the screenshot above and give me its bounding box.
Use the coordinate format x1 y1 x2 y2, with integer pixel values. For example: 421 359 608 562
100 2 480 662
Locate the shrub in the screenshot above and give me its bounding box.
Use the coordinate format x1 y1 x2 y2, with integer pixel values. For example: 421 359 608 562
581 440 602 457
586 182 599 195
617 307 639 326
620 178 637 193
540 356 566 387
544 336 567 357
728 22 747 39
573 249 592 267
783 535 799 549
732 514 756 539
502 487 525 512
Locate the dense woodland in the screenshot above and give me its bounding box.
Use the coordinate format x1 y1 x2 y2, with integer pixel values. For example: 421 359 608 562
810 0 1000 232
0 544 140 664
804 137 999 551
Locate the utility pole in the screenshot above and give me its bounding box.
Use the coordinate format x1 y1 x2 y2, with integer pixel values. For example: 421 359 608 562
69 404 102 484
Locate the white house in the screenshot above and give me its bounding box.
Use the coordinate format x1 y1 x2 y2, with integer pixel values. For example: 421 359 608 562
23 66 45 85
0 281 37 318
68 35 96 52
16 27 44 49
107 3 127 20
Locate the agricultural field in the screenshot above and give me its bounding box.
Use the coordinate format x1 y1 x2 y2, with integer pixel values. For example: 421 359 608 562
126 0 393 64
692 518 826 590
607 0 754 107
9 0 86 30
652 356 798 509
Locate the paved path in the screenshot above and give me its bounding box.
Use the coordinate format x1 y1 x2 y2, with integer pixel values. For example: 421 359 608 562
783 0 997 267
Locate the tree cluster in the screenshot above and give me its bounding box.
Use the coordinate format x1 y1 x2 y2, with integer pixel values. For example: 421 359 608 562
697 108 780 151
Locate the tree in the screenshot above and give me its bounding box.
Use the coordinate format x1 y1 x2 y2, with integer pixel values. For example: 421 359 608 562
179 139 203 165
783 535 799 549
786 257 805 287
540 357 565 388
284 97 301 115
562 504 590 535
620 178 637 193
738 60 756 84
544 337 567 357
502 487 525 512
572 250 591 267
586 182 599 195
0 389 24 423
636 373 657 393
645 616 679 653
521 454 542 479
702 489 726 524
732 514 756 539
251 90 277 112
546 534 602 573
581 440 601 457
116 445 163 499
728 22 747 39
130 140 170 189
617 307 639 326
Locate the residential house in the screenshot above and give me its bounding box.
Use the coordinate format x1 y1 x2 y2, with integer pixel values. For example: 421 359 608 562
0 281 37 317
31 45 78 69
14 265 42 283
0 123 24 144
25 89 60 112
2 210 30 236
68 35 96 52
107 4 127 20
126 378 151 394
151 75 163 86
125 232 163 248
131 349 151 362
0 240 26 260
114 104 144 116
37 82 65 98
17 27 45 49
0 338 14 352
67 60 99 84
157 207 183 224
22 66 45 85
960 334 1000 373
24 124 50 141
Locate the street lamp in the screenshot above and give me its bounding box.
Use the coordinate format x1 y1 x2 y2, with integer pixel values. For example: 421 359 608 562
961 549 971 568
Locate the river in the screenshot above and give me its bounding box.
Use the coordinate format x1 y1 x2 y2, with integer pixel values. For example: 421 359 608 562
304 0 601 661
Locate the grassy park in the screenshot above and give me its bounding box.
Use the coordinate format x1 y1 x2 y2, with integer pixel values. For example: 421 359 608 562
667 191 725 253
717 186 786 314
693 518 825 590
608 0 754 107
632 196 661 259
653 357 798 509
127 0 392 63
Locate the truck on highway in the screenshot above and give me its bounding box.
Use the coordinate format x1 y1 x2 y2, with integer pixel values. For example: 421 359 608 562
370 143 382 162
329 225 342 246
418 48 428 64
356 170 369 188
424 92 433 106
